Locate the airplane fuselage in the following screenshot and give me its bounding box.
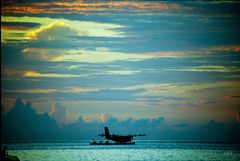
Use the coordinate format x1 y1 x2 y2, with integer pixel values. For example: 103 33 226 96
106 134 133 143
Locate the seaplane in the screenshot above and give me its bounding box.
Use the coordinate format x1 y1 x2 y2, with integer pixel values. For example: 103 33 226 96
90 127 146 145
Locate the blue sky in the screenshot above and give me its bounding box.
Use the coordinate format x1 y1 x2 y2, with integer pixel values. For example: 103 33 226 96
1 0 240 128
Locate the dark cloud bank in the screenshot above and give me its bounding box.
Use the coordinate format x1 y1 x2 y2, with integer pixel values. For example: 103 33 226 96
1 98 239 142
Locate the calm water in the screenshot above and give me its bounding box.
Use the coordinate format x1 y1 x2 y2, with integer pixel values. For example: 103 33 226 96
2 140 240 161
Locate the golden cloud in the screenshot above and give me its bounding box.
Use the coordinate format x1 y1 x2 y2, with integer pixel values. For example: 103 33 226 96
23 71 83 78
1 25 31 30
26 21 79 40
1 16 124 42
2 1 191 14
210 45 240 52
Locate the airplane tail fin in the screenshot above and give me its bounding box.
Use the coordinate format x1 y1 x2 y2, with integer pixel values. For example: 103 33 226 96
104 127 111 139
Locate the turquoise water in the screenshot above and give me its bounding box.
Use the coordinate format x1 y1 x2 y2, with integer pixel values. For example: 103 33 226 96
3 140 240 161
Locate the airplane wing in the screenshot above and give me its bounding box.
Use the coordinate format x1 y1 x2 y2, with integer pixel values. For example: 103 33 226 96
98 134 105 137
132 134 146 137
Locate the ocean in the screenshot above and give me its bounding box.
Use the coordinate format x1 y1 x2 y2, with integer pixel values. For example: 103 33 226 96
2 140 240 161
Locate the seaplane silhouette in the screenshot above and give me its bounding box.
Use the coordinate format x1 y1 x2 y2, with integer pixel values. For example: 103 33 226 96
90 127 146 145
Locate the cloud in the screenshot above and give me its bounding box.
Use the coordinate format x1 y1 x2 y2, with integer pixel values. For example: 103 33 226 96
62 64 141 75
26 21 80 41
1 67 21 77
1 21 40 35
2 86 100 95
66 65 83 70
2 1 191 14
63 87 100 93
4 81 230 105
116 81 240 95
2 67 89 80
23 71 84 78
112 81 240 106
163 65 240 73
20 69 140 79
104 70 141 75
2 16 124 42
1 25 31 30
78 69 142 75
2 98 58 140
22 48 156 63
50 103 69 126
210 45 240 52
3 88 57 94
100 113 113 123
2 99 239 141
21 43 240 63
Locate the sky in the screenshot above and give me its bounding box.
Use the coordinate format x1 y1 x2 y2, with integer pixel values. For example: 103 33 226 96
1 0 240 140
